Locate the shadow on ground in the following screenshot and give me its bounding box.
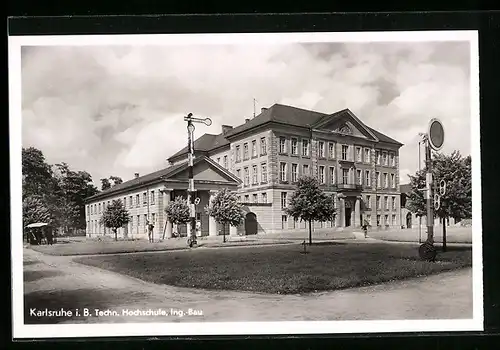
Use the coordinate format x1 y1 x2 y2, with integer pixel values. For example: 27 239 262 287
24 288 150 324
24 270 65 283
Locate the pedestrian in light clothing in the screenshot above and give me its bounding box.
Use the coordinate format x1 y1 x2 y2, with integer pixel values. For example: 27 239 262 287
148 221 154 243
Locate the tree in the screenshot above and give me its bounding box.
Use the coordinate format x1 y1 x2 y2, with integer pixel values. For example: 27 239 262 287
285 176 336 245
99 199 130 241
109 176 123 187
164 197 191 237
100 178 112 191
406 150 472 247
23 195 53 242
205 188 245 243
22 147 56 200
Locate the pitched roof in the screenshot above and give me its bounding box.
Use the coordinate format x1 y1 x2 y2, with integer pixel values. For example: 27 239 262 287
168 133 230 161
85 162 186 202
400 184 412 194
168 103 403 162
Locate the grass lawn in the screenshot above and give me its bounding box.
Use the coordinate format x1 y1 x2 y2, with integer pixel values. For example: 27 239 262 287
368 227 472 244
74 242 472 295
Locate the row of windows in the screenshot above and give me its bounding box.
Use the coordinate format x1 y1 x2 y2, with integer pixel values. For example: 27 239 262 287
281 215 337 230
365 195 398 211
366 214 398 226
236 163 268 186
215 155 229 169
238 192 268 203
278 162 397 188
87 190 157 215
276 136 397 166
87 212 157 232
235 137 268 162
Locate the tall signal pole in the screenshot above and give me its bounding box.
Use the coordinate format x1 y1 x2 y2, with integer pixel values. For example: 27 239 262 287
184 113 212 247
424 135 434 244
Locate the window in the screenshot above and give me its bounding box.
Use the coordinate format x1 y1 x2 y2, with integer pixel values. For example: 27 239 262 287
291 138 298 155
390 153 395 166
384 196 389 210
357 169 362 185
136 194 140 206
280 162 287 182
329 166 336 185
392 214 396 225
252 140 257 157
281 215 288 229
392 196 396 210
382 152 388 165
391 174 395 188
217 157 220 164
244 167 249 186
366 195 371 209
98 203 101 213
243 143 249 160
376 196 381 210
341 145 348 160
279 137 286 153
223 155 228 169
236 145 241 162
143 192 147 205
281 192 287 209
365 170 370 187
302 139 310 156
262 192 267 203
253 194 258 203
291 163 298 182
151 191 155 204
144 214 148 227
364 148 370 163
260 137 267 155
123 197 127 208
376 215 381 226
152 213 156 224
319 165 325 184
318 141 325 158
385 215 389 225
129 196 133 207
244 195 249 202
342 168 349 184
252 165 258 184
383 173 388 188
356 147 362 162
328 142 335 159
261 163 267 183
303 164 310 175
236 168 241 179
376 172 381 188
376 150 381 165
366 214 371 224
137 215 140 227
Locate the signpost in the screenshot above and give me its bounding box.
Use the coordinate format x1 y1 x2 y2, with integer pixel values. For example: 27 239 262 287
184 113 212 247
418 118 445 261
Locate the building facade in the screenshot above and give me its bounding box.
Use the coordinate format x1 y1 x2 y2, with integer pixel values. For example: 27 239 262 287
85 103 404 239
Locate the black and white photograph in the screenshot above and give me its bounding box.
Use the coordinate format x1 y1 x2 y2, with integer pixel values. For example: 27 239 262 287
9 31 482 338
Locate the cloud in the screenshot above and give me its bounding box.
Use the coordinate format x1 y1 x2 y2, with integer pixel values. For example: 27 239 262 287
21 40 472 186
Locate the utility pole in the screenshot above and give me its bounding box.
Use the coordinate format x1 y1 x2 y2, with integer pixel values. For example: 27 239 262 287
184 113 212 247
424 136 434 244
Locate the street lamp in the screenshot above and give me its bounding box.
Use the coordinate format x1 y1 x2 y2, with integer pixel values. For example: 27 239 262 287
184 113 212 247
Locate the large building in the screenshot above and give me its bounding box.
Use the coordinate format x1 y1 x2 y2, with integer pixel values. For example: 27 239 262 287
84 104 404 239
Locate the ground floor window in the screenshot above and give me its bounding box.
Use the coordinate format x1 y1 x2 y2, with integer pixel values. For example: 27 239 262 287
384 215 389 225
376 215 381 226
281 215 287 229
392 214 396 225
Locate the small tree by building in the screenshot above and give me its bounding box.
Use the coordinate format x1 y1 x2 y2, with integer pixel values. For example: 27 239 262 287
205 188 245 242
285 175 336 245
99 199 130 241
164 197 190 238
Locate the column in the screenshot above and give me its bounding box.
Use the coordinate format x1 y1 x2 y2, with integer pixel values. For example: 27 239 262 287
163 189 173 239
208 190 217 237
339 195 345 227
354 196 361 227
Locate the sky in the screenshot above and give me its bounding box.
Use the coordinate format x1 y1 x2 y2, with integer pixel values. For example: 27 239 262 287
21 39 472 187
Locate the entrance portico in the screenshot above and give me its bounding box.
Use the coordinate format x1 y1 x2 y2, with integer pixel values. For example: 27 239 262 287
337 186 363 228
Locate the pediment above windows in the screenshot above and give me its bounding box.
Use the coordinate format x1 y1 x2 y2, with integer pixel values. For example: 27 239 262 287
312 109 379 142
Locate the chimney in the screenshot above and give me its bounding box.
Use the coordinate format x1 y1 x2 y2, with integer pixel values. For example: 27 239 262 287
261 107 268 113
245 118 250 123
134 172 139 179
221 125 233 135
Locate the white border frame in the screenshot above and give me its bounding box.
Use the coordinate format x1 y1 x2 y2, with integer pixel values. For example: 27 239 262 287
9 30 483 339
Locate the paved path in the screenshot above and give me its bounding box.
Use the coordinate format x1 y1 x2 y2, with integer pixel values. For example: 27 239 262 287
23 248 473 324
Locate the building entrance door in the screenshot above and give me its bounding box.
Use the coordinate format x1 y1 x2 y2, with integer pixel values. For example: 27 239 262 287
345 208 352 227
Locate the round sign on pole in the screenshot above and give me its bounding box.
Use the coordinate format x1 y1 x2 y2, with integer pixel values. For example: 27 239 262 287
428 118 445 151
